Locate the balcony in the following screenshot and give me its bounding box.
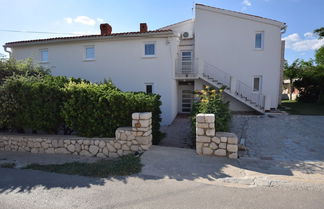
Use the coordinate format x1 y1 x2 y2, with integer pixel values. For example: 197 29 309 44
175 58 198 79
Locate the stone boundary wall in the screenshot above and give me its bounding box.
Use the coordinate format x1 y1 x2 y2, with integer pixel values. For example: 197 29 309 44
0 112 152 158
196 113 239 159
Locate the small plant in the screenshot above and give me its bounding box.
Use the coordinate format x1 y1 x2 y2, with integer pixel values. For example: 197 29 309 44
0 162 16 168
191 85 231 138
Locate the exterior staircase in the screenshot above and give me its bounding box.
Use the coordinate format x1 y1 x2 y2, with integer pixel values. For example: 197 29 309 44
200 61 266 113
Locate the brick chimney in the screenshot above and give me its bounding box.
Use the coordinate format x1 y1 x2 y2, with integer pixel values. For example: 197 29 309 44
100 23 112 36
140 23 148 33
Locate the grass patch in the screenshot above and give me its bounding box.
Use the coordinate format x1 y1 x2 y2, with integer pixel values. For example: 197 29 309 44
23 154 142 177
280 100 324 115
0 162 16 168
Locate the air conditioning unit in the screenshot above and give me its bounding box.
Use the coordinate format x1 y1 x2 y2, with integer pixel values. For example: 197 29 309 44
181 32 193 39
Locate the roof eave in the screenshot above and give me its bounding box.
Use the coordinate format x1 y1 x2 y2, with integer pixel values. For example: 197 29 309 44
5 31 175 48
196 4 285 28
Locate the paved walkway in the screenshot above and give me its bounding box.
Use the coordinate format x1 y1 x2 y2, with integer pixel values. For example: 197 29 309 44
231 115 324 162
159 114 193 148
140 145 324 188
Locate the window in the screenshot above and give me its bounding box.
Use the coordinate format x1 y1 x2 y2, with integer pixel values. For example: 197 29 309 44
253 76 262 92
181 51 193 73
40 49 48 63
255 32 264 49
144 43 155 56
85 46 95 60
145 83 153 94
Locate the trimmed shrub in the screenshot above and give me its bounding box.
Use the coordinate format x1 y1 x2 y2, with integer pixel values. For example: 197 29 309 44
0 58 50 85
0 59 162 144
0 75 67 133
191 86 231 139
61 81 162 144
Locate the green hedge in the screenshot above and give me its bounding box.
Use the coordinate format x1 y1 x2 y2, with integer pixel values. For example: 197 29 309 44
0 59 50 85
0 67 162 144
61 81 162 144
0 75 67 133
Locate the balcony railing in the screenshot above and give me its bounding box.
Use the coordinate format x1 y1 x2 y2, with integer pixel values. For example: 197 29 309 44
175 58 198 78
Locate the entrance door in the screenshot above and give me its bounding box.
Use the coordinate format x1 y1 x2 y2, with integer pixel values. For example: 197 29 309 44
181 51 193 74
179 82 194 113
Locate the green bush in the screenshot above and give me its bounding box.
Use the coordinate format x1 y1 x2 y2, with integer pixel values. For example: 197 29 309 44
191 86 231 138
0 58 50 85
0 75 68 133
61 81 162 144
0 59 162 144
294 65 324 104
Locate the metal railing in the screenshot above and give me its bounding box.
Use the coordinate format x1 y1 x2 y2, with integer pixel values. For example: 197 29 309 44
236 80 265 109
202 61 265 110
203 61 231 88
175 58 198 78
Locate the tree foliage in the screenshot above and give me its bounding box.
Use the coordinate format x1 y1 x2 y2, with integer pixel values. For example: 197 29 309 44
314 27 324 39
315 46 324 66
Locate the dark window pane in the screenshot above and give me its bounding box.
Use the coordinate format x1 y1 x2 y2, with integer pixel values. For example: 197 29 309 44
145 44 155 55
146 85 153 94
253 77 260 91
255 33 262 48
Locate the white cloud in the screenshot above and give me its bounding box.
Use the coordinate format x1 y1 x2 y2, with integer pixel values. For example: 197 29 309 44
64 17 73 24
304 32 314 38
63 16 104 26
242 0 252 6
74 16 96 26
283 33 324 51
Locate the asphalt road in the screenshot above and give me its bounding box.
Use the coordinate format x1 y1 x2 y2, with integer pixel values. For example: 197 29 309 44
1 167 323 209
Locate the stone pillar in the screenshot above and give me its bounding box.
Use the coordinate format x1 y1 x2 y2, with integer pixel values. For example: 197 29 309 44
132 112 152 150
196 113 239 159
196 113 215 155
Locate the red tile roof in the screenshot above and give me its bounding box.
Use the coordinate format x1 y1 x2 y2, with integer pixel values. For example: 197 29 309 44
5 29 173 47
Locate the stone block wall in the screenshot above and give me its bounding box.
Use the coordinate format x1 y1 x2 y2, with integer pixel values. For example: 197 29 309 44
196 113 239 159
0 112 152 158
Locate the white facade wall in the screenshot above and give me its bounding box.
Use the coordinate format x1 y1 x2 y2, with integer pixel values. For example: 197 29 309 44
11 37 179 125
195 5 283 109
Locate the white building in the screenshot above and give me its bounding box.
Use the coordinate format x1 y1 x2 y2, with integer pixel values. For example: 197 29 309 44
3 4 286 125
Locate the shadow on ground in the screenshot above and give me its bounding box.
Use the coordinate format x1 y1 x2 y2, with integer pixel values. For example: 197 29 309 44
0 145 323 194
0 167 105 193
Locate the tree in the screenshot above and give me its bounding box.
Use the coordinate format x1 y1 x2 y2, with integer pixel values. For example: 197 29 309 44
315 47 324 66
283 59 302 100
314 27 324 39
314 27 324 66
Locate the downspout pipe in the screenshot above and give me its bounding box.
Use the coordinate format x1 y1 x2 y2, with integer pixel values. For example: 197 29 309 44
3 45 12 58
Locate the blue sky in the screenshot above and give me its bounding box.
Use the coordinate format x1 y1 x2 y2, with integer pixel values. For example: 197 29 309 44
0 0 323 63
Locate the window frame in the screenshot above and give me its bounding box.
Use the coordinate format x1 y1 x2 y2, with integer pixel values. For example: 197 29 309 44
39 48 49 63
252 75 262 92
143 42 156 57
254 31 264 50
84 45 95 61
145 83 154 94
